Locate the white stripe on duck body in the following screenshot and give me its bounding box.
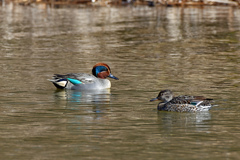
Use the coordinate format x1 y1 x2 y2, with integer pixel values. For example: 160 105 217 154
49 63 119 90
150 90 213 112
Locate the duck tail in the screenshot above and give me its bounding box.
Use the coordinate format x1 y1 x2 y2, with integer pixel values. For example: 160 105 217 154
48 78 68 89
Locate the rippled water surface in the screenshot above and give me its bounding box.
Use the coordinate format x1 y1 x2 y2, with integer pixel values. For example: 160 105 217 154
0 4 240 159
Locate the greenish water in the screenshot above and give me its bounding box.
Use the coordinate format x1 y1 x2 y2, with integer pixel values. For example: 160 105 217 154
0 4 240 159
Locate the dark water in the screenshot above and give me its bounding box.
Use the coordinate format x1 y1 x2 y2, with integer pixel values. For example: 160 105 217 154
0 3 240 159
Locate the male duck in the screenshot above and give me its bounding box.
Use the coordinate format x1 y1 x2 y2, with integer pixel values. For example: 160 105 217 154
150 90 213 112
49 63 119 90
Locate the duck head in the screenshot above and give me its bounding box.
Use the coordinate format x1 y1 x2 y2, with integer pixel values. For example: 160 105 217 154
92 63 119 80
150 89 173 103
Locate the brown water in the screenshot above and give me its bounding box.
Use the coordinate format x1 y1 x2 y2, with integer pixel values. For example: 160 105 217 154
0 4 240 159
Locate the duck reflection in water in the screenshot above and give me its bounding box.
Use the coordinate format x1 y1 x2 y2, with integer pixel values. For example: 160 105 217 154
54 89 111 103
53 89 112 130
157 111 212 132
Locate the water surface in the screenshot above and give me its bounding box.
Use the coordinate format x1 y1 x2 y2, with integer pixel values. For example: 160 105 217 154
0 4 240 159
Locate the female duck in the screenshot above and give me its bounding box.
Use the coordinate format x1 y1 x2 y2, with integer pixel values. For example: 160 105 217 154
49 63 119 90
150 90 213 112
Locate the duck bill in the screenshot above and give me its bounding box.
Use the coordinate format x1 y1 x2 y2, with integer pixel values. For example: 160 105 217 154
150 97 159 102
108 73 119 80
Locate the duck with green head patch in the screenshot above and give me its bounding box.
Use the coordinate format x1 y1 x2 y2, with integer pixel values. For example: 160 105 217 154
49 63 119 90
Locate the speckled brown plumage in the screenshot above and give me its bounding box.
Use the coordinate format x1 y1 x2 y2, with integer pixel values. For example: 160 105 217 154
150 90 213 112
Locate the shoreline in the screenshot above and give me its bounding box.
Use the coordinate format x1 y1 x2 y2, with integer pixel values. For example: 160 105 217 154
1 0 240 7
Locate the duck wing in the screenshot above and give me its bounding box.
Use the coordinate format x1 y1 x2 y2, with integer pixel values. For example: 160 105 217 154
53 73 97 84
